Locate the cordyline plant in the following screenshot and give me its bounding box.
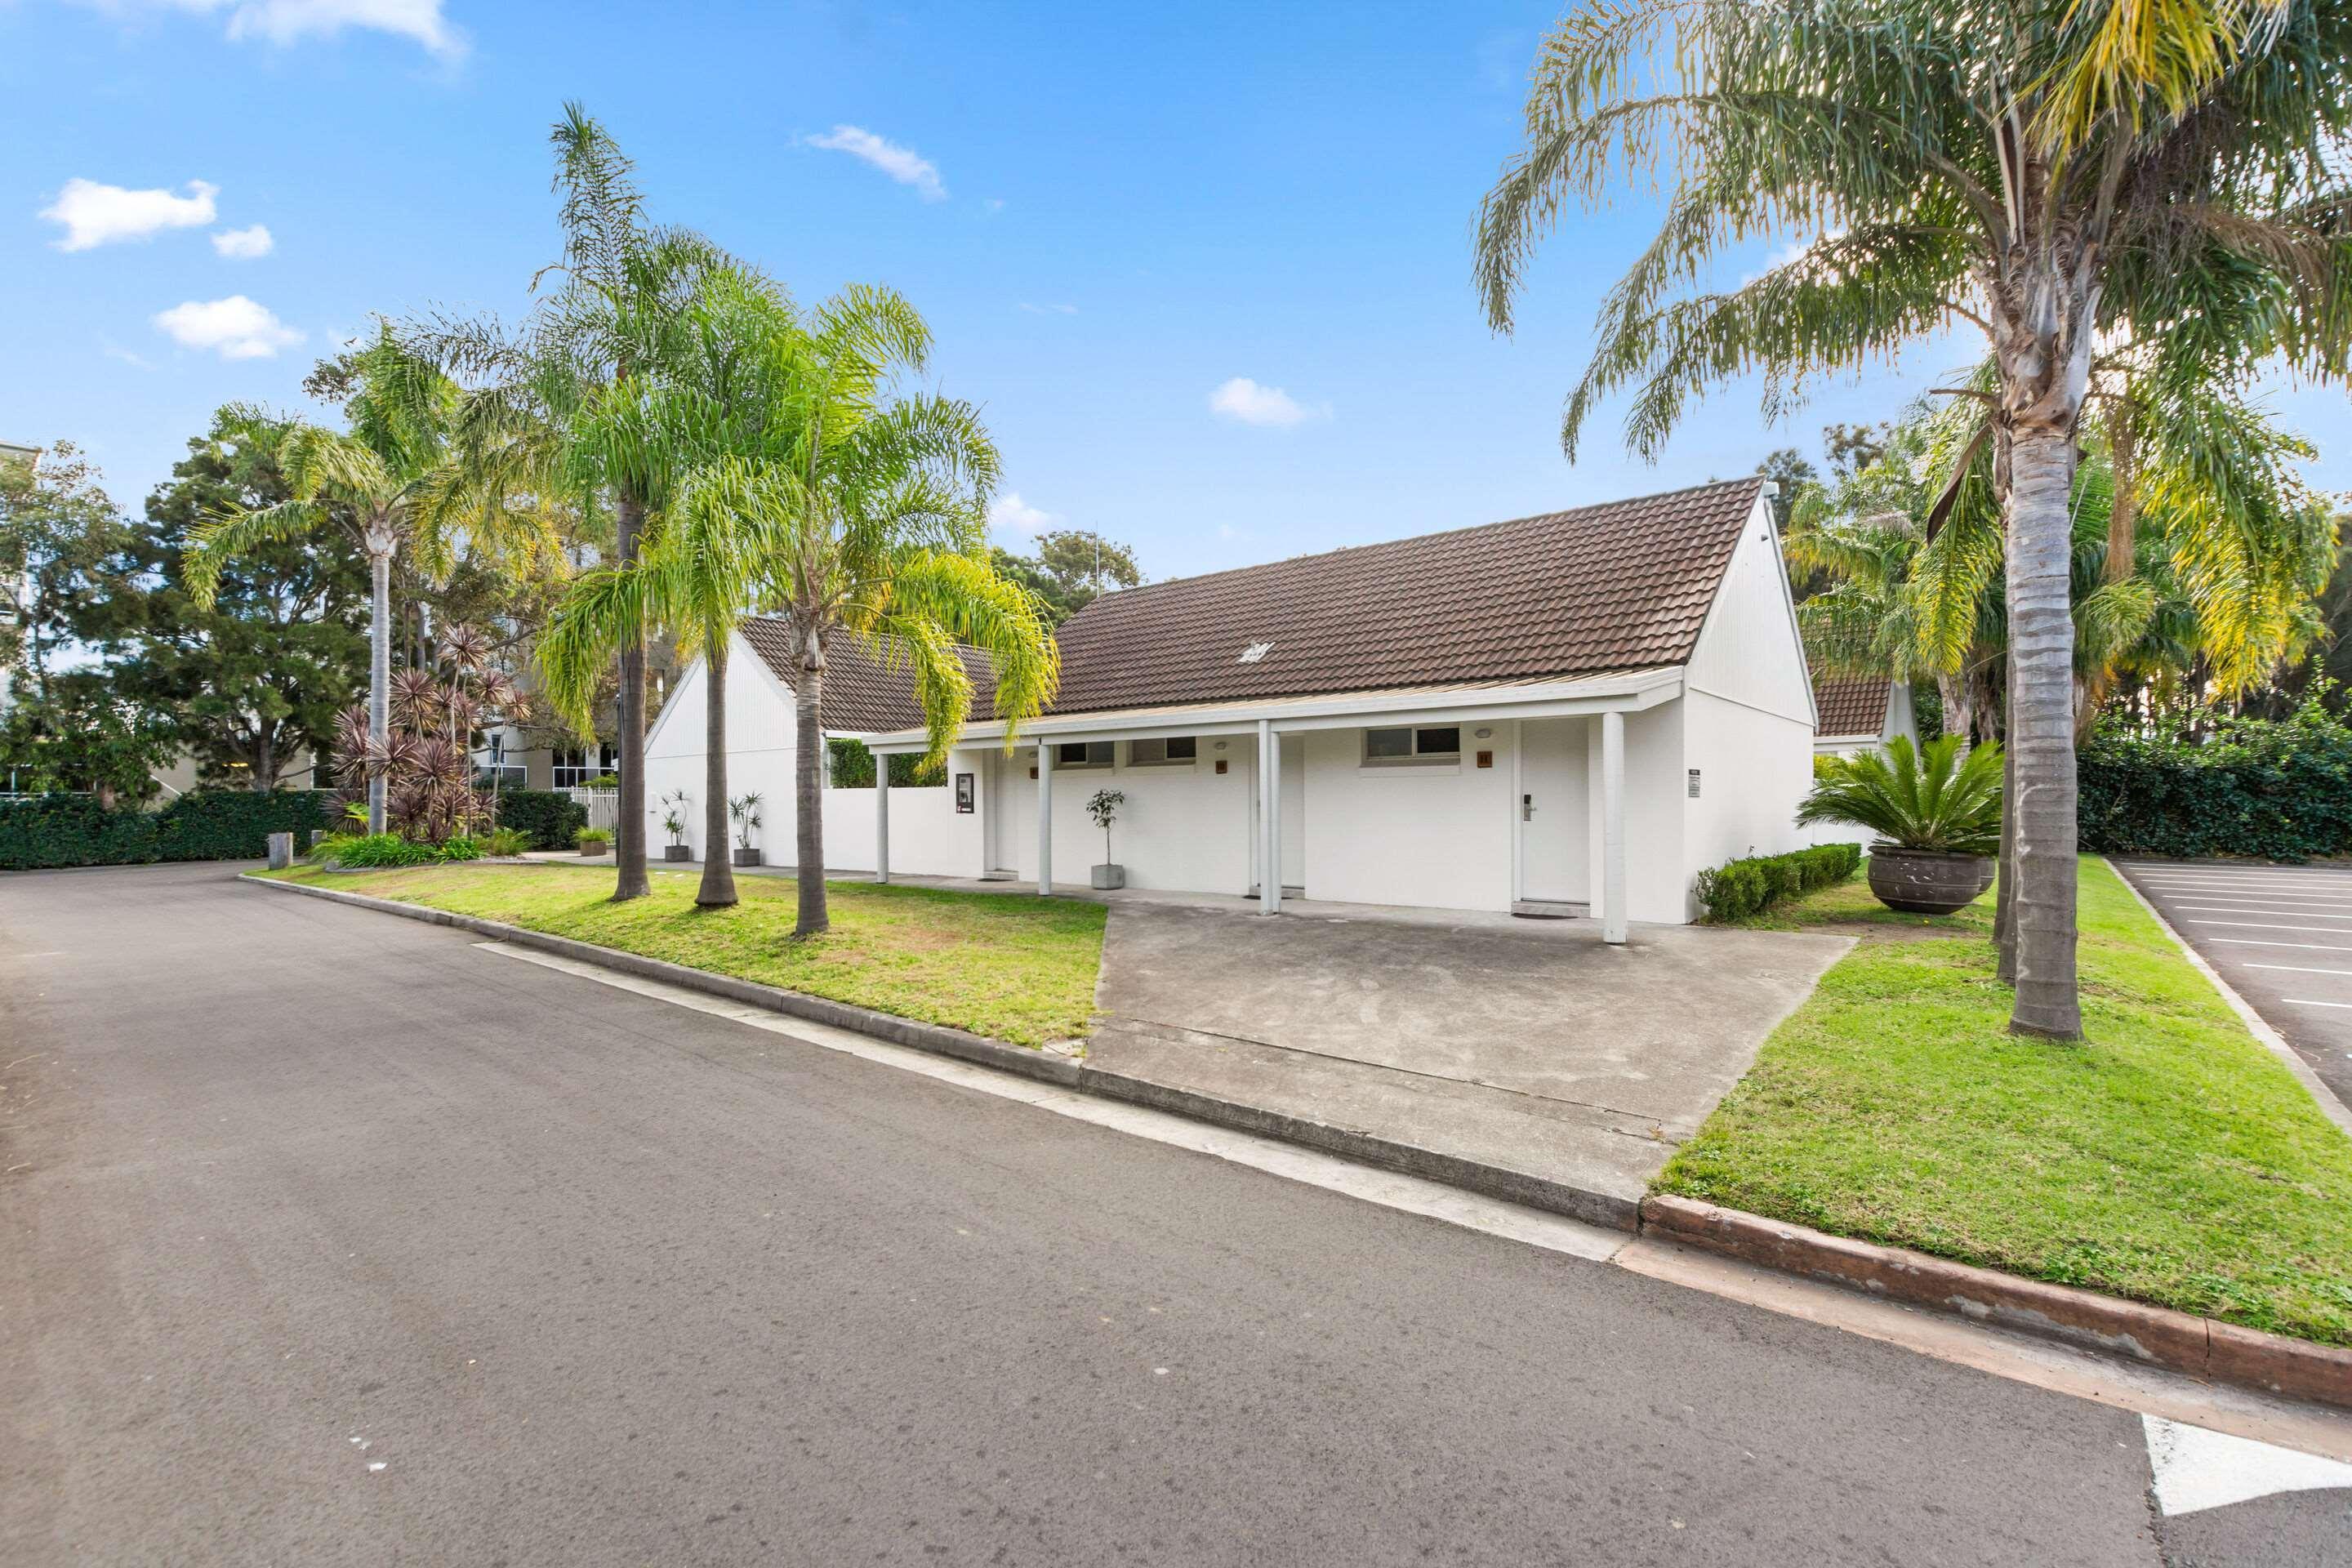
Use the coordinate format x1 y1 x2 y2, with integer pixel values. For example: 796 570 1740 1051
331 622 519 844
1475 0 2352 1038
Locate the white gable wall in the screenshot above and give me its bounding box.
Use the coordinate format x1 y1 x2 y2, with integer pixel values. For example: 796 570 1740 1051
1676 497 1816 911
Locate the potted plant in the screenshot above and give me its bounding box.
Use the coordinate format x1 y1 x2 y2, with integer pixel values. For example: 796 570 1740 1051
574 825 613 858
1797 734 2002 914
659 789 693 862
728 792 764 867
1088 788 1127 890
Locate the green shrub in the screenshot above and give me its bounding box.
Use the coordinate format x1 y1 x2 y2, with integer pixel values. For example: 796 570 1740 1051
2079 695 2352 861
1695 842 1862 922
323 832 442 868
574 824 613 845
483 826 532 858
438 835 483 862
486 788 586 851
826 737 946 789
0 789 332 871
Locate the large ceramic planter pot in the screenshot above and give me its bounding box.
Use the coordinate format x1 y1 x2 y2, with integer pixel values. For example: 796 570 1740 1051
663 844 692 862
1091 864 1126 890
733 848 763 867
579 842 609 858
1868 845 1993 915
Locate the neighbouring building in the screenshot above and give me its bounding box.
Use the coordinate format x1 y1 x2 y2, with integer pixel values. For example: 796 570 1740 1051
1810 674 1919 758
639 476 1820 938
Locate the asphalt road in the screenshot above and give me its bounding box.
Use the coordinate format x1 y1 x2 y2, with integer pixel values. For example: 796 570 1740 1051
2113 858 2352 1111
2 862 2344 1566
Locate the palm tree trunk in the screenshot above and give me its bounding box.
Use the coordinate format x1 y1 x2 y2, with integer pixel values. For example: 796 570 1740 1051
612 493 652 902
368 543 391 835
793 660 828 938
697 637 737 908
2005 428 2082 1038
1995 661 2018 983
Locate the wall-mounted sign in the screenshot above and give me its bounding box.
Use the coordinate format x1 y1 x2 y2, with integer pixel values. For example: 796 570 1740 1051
1687 768 1702 799
955 772 976 813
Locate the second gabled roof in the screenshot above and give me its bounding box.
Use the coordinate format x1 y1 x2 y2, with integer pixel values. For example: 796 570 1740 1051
1811 674 1894 738
1045 477 1766 715
737 617 996 734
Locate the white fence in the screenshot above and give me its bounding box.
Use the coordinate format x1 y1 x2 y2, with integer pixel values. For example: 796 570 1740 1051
566 786 620 833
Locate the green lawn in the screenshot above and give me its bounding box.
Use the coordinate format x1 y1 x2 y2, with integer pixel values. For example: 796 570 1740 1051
258 862 1106 1048
1658 857 2352 1345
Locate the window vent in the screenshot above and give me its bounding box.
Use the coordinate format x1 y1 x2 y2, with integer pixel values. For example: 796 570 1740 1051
1238 640 1274 664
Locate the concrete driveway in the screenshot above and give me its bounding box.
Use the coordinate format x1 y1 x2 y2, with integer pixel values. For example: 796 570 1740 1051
1089 903 1852 1225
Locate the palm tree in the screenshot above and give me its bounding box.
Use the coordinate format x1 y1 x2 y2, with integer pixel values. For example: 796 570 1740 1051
185 327 528 833
747 285 1057 938
416 103 729 903
1475 0 2350 1038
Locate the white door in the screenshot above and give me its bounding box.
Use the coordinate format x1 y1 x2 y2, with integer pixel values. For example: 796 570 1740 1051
1518 718 1590 904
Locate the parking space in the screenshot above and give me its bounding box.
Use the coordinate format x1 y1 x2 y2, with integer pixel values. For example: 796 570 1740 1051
2113 858 2352 1109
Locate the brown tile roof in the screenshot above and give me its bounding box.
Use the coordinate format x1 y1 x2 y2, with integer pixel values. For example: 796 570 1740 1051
737 618 996 734
1812 674 1892 737
1042 478 1766 715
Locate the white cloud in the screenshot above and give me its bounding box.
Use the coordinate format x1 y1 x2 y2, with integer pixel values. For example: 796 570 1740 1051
212 223 274 259
1018 302 1077 316
152 295 305 359
1208 376 1328 429
94 0 465 58
802 125 946 202
100 339 155 370
40 178 217 251
987 492 1054 537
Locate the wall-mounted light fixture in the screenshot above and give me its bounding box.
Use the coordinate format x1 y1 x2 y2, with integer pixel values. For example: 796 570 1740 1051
1473 727 1494 740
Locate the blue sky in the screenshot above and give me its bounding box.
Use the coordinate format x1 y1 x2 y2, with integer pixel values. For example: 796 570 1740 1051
7 0 2346 584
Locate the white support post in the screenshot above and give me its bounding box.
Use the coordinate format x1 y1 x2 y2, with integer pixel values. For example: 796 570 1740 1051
1036 743 1054 896
1601 709 1628 945
1258 718 1278 915
875 755 891 884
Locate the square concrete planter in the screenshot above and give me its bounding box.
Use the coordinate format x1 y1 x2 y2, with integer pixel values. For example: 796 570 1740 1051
662 845 692 862
733 847 764 867
1091 864 1126 890
578 843 609 857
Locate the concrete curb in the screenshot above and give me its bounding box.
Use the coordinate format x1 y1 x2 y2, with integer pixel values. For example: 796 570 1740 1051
1642 1195 2352 1411
245 870 2352 1412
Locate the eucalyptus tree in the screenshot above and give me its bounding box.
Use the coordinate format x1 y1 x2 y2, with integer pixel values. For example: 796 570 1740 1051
1475 0 2351 1038
185 327 541 832
417 103 729 903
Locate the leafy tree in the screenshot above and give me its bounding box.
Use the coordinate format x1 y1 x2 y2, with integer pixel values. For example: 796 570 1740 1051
0 670 176 805
77 430 371 791
1 443 129 698
1821 421 1891 480
989 530 1144 626
417 103 732 905
1754 448 1816 529
1474 0 2352 1038
187 328 548 829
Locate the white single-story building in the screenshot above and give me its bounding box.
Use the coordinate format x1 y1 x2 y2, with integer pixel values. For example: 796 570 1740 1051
1811 675 1920 758
641 475 1820 938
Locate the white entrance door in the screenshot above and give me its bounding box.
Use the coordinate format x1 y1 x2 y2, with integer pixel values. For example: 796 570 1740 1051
1518 717 1591 905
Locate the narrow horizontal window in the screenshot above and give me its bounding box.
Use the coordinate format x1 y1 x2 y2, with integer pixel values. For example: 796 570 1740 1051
1054 741 1114 768
1362 725 1461 767
1128 736 1197 766
1364 727 1413 760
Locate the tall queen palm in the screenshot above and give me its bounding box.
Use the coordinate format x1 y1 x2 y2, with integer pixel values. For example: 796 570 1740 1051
1475 0 2351 1037
418 103 728 902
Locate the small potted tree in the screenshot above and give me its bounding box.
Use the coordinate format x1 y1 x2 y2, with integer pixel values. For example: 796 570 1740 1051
1088 788 1127 890
1797 734 2002 914
574 825 612 858
659 789 693 862
728 792 764 867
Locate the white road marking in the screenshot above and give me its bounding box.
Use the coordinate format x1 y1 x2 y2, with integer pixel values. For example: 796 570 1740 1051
2143 1415 2352 1516
2238 964 2352 978
472 939 2352 1466
2172 905 2352 918
2284 998 2352 1010
2189 920 2352 933
2212 938 2352 951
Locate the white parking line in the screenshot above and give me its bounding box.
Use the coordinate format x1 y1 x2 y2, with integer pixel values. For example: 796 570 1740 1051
2158 896 2352 907
2284 998 2352 1010
2189 920 2352 933
2172 905 2352 919
2212 938 2352 951
2238 964 2352 978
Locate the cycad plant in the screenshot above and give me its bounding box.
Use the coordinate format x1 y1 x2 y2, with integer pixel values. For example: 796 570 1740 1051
1475 0 2352 1037
1798 736 2004 857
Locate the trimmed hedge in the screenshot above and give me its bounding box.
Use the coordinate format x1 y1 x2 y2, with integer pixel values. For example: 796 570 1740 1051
1695 842 1863 922
0 789 332 871
486 787 587 851
2079 701 2352 862
825 737 946 789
